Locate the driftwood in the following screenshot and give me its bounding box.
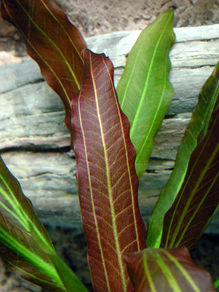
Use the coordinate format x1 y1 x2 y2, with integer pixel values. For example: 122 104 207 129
0 24 219 233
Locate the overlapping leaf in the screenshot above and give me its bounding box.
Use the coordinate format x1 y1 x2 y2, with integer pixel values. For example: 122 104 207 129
0 156 87 292
161 107 219 249
72 49 146 292
117 9 175 179
147 62 219 248
124 247 216 292
0 0 87 132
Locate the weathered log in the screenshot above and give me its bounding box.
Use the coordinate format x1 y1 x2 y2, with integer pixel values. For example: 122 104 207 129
0 24 219 233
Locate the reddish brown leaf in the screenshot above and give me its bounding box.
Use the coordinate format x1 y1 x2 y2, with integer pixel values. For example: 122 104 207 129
1 0 87 132
161 107 219 249
72 50 146 292
125 247 216 292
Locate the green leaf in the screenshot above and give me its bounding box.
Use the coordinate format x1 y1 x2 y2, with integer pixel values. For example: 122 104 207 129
0 156 87 292
214 278 219 289
0 0 87 134
117 9 175 179
147 62 219 248
72 50 146 292
124 247 216 292
47 250 88 292
198 63 219 140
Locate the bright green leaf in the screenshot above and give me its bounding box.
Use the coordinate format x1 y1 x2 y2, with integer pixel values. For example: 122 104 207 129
0 156 87 292
117 9 175 179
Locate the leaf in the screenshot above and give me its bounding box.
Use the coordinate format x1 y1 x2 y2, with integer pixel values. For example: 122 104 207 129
0 0 87 133
214 278 219 289
0 156 87 292
116 9 175 179
47 250 88 292
161 107 219 249
72 49 146 292
147 62 219 248
124 247 216 292
198 62 219 140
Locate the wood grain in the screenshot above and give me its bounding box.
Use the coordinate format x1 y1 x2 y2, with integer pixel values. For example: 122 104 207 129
0 24 219 233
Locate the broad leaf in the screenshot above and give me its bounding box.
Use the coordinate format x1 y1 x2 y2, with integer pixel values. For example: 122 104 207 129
72 50 146 292
147 62 219 248
125 247 216 292
161 107 219 249
116 9 175 179
0 0 87 133
0 156 87 292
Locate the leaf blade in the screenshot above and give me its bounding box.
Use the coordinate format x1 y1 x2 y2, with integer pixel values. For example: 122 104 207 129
117 9 175 178
72 50 146 292
161 107 219 249
125 247 216 292
0 156 64 291
0 156 87 292
147 62 219 248
1 0 87 132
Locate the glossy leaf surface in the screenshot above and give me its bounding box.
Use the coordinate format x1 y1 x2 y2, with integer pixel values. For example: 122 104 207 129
72 50 146 292
0 0 87 132
117 9 175 178
0 156 87 292
147 62 219 248
125 247 216 292
161 107 219 248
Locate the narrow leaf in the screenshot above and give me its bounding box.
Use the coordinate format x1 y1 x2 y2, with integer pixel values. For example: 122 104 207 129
147 63 219 248
125 247 216 292
0 0 87 132
72 50 146 292
214 278 219 289
161 107 219 249
0 156 86 292
116 9 175 179
48 252 88 292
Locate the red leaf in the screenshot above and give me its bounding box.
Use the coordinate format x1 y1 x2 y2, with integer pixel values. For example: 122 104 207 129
72 50 146 292
1 0 87 132
125 247 216 292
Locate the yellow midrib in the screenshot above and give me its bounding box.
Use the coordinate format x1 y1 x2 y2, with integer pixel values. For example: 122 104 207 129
90 52 127 292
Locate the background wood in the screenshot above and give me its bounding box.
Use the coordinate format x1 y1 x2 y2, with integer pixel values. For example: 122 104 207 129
0 24 219 233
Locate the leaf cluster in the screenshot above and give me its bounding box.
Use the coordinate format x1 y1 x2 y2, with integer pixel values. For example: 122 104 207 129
0 0 218 291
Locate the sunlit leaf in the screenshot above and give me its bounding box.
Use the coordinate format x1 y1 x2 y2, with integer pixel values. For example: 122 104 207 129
147 62 219 248
117 9 175 178
0 0 87 133
125 247 216 292
72 49 146 291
